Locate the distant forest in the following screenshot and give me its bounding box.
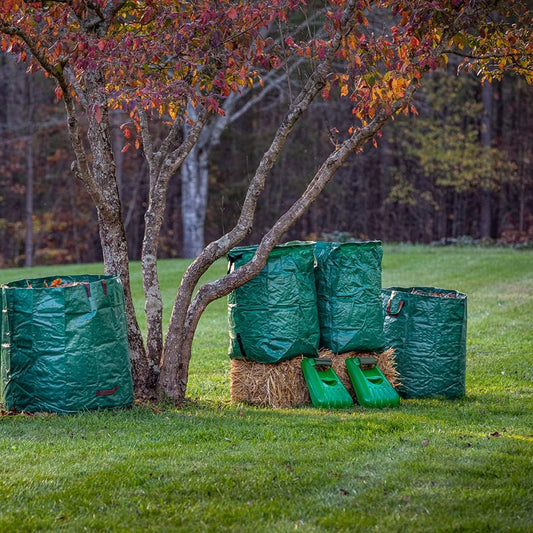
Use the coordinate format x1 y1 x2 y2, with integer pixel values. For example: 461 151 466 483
1 52 531 267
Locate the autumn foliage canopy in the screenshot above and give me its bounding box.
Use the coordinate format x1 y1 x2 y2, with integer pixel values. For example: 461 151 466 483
2 1 531 136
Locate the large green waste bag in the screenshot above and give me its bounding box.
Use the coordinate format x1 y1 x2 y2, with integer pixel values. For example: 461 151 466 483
314 241 385 353
1 275 134 413
227 242 319 363
382 287 467 399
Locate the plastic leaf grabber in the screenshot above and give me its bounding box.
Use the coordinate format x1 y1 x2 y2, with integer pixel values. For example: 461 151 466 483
301 358 354 409
345 357 400 408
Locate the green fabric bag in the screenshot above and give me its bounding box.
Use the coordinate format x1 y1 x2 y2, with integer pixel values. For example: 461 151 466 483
382 287 467 399
314 241 385 353
1 275 134 413
227 242 319 363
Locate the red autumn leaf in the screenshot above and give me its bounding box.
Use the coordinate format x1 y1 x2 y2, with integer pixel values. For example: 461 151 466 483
94 105 103 123
2 0 14 13
227 7 238 20
140 10 151 25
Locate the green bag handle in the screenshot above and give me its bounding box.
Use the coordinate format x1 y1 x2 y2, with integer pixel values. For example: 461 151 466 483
386 292 404 316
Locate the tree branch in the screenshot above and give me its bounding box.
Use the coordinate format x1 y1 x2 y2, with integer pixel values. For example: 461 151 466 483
446 49 533 61
138 107 155 170
0 23 66 85
185 79 421 334
163 106 210 176
228 57 308 125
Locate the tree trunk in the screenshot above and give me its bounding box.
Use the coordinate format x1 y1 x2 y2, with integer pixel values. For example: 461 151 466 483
180 100 232 259
24 134 34 268
480 81 493 239
138 106 209 394
181 143 209 258
141 170 166 374
96 206 152 395
90 140 153 397
61 69 153 397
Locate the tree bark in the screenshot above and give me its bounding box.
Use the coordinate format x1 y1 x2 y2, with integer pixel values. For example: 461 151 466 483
60 70 153 397
141 166 167 379
139 107 209 386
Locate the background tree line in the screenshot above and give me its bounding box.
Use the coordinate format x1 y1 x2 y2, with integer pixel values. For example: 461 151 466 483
1 52 531 269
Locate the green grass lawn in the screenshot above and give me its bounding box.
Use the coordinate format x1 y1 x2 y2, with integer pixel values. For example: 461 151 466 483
1 246 532 532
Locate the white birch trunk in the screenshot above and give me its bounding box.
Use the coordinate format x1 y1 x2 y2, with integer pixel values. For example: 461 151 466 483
181 142 209 258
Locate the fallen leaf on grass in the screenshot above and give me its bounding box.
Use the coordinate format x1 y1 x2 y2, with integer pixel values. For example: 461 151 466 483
0 408 36 418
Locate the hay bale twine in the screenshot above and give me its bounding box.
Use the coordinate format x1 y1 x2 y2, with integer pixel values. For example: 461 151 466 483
230 348 399 408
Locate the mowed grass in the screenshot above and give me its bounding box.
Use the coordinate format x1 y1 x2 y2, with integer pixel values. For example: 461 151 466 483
0 246 532 532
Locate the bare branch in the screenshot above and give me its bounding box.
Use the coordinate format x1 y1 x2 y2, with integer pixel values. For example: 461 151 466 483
0 23 67 88
446 49 533 61
153 118 183 172
229 57 308 125
138 107 155 169
163 106 210 176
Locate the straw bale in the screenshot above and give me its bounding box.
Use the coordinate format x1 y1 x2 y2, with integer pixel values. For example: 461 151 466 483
230 356 310 408
230 348 399 408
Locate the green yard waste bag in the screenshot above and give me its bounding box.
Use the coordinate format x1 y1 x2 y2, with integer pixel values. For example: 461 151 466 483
314 241 385 353
227 242 319 363
382 287 467 399
1 275 134 413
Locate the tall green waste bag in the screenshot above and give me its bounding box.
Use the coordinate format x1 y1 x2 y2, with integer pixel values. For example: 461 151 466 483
227 242 319 363
314 241 385 353
382 287 467 399
1 275 134 413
